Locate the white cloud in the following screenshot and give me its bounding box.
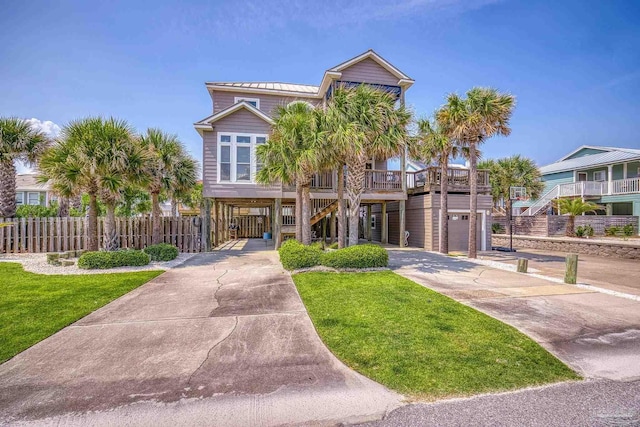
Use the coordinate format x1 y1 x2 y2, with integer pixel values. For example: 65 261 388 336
15 118 62 174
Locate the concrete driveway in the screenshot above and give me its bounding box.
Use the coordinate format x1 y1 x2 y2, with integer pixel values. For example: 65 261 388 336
388 248 640 381
479 248 640 297
0 240 401 426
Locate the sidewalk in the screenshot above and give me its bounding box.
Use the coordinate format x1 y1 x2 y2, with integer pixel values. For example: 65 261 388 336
388 248 640 381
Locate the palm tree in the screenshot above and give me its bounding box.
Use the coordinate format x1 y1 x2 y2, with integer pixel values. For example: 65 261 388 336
480 155 544 235
140 128 197 244
39 117 145 251
0 117 49 217
554 198 602 236
256 102 321 245
437 87 515 258
411 116 463 254
327 85 411 247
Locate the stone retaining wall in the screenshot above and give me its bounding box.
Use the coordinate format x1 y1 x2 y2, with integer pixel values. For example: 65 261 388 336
491 235 640 260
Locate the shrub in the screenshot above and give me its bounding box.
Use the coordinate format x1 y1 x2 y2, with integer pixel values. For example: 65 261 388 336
278 239 322 270
328 242 339 250
491 223 504 234
78 249 150 269
604 226 620 236
575 224 593 238
320 244 388 269
623 224 635 237
143 243 179 261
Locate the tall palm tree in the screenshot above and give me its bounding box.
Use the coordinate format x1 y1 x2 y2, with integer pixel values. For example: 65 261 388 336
411 116 463 254
437 87 515 258
0 117 49 217
256 102 321 245
327 85 411 247
140 128 197 244
39 117 145 251
554 198 602 236
480 155 544 234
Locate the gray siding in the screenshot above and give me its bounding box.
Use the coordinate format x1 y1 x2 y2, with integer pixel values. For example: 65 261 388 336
214 108 272 134
431 194 493 251
339 58 401 86
211 90 319 117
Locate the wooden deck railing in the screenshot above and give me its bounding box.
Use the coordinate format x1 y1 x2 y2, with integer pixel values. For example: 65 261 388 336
407 167 490 189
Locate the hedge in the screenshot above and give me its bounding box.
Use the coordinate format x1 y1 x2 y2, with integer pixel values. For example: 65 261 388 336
278 239 323 270
320 244 388 269
144 243 179 261
78 249 150 269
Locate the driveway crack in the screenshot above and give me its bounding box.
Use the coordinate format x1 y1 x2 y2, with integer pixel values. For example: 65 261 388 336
187 315 239 385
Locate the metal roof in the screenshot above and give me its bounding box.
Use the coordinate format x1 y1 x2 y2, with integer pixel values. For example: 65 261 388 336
540 148 640 175
207 82 319 94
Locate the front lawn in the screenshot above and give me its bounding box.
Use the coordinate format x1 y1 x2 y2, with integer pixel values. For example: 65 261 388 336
0 262 162 363
293 271 578 399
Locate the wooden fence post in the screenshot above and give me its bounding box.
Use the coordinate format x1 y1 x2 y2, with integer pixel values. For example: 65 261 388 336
565 254 578 284
517 258 528 273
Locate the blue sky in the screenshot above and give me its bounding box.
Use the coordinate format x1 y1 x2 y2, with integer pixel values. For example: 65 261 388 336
2 0 639 174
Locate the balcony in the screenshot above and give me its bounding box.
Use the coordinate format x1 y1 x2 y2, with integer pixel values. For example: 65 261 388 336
557 178 640 197
283 169 403 193
407 167 490 194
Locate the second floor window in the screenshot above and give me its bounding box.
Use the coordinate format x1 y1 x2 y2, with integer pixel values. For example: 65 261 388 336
218 133 268 183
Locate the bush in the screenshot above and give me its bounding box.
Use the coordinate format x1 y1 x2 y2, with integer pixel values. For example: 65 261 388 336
278 239 322 270
575 224 594 238
491 223 504 234
143 243 179 261
328 242 339 250
623 224 635 237
78 249 150 269
320 244 388 269
604 226 620 236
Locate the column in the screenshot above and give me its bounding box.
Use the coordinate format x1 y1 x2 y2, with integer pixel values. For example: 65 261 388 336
213 199 219 248
608 164 613 195
367 205 372 242
201 198 211 252
381 202 388 244
329 211 336 243
399 200 406 247
274 198 282 248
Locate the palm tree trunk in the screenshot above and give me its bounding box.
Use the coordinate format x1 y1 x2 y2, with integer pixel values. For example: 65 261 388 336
171 199 178 217
566 215 575 237
295 183 303 241
0 159 17 218
439 160 449 254
87 192 99 251
346 159 366 247
301 184 311 245
468 141 478 258
151 192 162 244
103 203 119 251
57 196 70 217
337 165 346 249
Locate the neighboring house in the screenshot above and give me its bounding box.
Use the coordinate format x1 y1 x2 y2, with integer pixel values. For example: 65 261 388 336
516 145 640 216
195 49 492 251
15 174 54 207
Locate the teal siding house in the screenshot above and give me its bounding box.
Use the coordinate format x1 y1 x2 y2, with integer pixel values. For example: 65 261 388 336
517 145 640 217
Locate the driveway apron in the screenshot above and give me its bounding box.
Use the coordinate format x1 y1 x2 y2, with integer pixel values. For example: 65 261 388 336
389 248 640 381
0 242 401 426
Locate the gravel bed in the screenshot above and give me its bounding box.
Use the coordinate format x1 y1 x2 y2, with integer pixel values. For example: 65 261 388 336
292 266 390 274
0 252 196 275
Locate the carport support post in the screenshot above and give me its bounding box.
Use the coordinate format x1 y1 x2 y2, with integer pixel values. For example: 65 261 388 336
201 198 211 252
399 200 406 247
367 205 372 241
213 199 218 248
565 253 578 284
381 202 387 244
329 212 336 243
274 198 282 249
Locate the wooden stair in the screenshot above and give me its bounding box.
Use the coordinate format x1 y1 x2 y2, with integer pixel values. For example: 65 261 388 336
310 200 339 226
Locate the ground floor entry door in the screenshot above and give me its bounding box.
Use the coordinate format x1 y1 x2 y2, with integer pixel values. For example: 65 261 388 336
447 212 482 252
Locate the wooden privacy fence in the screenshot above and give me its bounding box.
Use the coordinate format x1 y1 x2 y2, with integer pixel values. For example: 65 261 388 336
0 216 208 254
230 215 271 238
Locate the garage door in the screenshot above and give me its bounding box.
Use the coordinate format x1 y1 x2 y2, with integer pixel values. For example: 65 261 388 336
448 213 482 252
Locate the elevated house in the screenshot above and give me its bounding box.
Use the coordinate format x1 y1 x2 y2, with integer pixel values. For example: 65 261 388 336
516 145 640 217
195 50 492 250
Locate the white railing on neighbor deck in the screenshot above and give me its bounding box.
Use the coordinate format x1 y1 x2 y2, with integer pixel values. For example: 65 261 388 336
612 177 640 194
520 186 560 216
558 181 607 198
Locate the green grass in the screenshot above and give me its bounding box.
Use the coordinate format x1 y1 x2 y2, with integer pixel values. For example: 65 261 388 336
293 271 579 399
0 262 162 363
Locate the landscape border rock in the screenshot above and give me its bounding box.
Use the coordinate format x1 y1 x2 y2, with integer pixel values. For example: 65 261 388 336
492 235 640 260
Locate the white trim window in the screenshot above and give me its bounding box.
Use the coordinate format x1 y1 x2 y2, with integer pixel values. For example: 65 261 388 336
16 192 25 205
27 192 40 206
593 170 606 182
217 133 269 183
234 97 260 109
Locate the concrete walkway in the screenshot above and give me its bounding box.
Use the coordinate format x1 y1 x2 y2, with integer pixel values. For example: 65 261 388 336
0 242 401 426
388 248 640 381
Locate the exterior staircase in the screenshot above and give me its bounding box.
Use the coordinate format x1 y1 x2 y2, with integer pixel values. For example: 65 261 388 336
310 199 338 225
521 185 559 216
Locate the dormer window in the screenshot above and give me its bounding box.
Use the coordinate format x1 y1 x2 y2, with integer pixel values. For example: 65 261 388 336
234 97 260 109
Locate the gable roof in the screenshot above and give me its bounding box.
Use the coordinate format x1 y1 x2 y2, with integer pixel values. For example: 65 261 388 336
194 101 274 135
541 146 640 175
16 174 51 191
206 81 320 97
327 49 413 82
